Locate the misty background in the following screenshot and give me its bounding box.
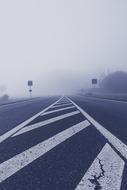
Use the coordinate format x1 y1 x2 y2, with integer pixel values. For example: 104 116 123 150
0 0 127 97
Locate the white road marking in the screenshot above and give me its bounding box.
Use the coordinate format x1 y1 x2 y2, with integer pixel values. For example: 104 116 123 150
0 98 40 108
56 98 69 104
86 96 127 104
0 97 63 144
52 103 73 108
40 106 75 116
75 143 124 190
0 120 91 183
12 111 80 137
68 97 127 160
55 101 71 105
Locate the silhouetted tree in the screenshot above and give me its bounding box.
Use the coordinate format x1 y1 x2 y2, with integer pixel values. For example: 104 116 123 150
100 71 127 93
0 94 9 101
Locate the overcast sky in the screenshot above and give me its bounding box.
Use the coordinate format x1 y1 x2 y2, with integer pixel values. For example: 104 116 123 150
0 0 127 97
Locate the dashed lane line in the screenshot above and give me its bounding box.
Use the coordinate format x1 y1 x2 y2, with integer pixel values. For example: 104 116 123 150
0 120 91 183
75 143 124 190
0 97 63 144
40 106 75 116
68 97 127 160
12 111 80 137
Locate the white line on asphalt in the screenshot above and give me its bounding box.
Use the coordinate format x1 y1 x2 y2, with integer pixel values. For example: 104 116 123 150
52 103 73 108
12 111 80 137
55 101 71 105
0 98 40 108
68 97 127 160
40 106 75 116
0 97 63 144
0 120 91 183
75 143 124 190
86 96 127 104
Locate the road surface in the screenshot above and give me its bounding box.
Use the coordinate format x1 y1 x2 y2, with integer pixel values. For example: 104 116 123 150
0 95 127 190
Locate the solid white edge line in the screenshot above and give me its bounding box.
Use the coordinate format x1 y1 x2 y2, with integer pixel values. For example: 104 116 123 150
67 97 127 160
0 120 91 183
40 106 75 116
75 143 124 190
0 98 41 108
12 111 80 137
87 96 127 104
0 97 64 143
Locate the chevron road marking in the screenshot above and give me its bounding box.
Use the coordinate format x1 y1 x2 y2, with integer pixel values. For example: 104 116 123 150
12 111 80 137
68 97 127 160
0 120 91 183
0 97 64 144
52 103 73 108
40 105 75 116
75 143 124 190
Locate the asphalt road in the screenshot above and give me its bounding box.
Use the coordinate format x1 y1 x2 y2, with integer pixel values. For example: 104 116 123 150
0 95 126 190
0 97 59 135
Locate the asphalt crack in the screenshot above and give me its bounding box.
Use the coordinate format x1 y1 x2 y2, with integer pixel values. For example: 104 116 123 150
88 158 105 190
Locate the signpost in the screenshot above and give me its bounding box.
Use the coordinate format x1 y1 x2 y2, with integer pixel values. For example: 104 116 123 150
27 80 33 98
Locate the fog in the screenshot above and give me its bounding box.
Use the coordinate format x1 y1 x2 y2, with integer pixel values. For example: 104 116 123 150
0 0 127 97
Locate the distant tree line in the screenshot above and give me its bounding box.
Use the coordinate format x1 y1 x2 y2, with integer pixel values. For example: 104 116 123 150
100 71 127 93
0 94 9 101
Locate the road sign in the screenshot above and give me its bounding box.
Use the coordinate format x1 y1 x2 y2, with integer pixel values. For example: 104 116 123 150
92 79 97 85
27 81 33 98
28 81 33 86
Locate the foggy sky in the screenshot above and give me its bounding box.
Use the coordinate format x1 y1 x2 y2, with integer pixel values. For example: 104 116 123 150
0 0 127 97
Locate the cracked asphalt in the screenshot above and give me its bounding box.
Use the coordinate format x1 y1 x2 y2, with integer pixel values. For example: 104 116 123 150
0 96 126 189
